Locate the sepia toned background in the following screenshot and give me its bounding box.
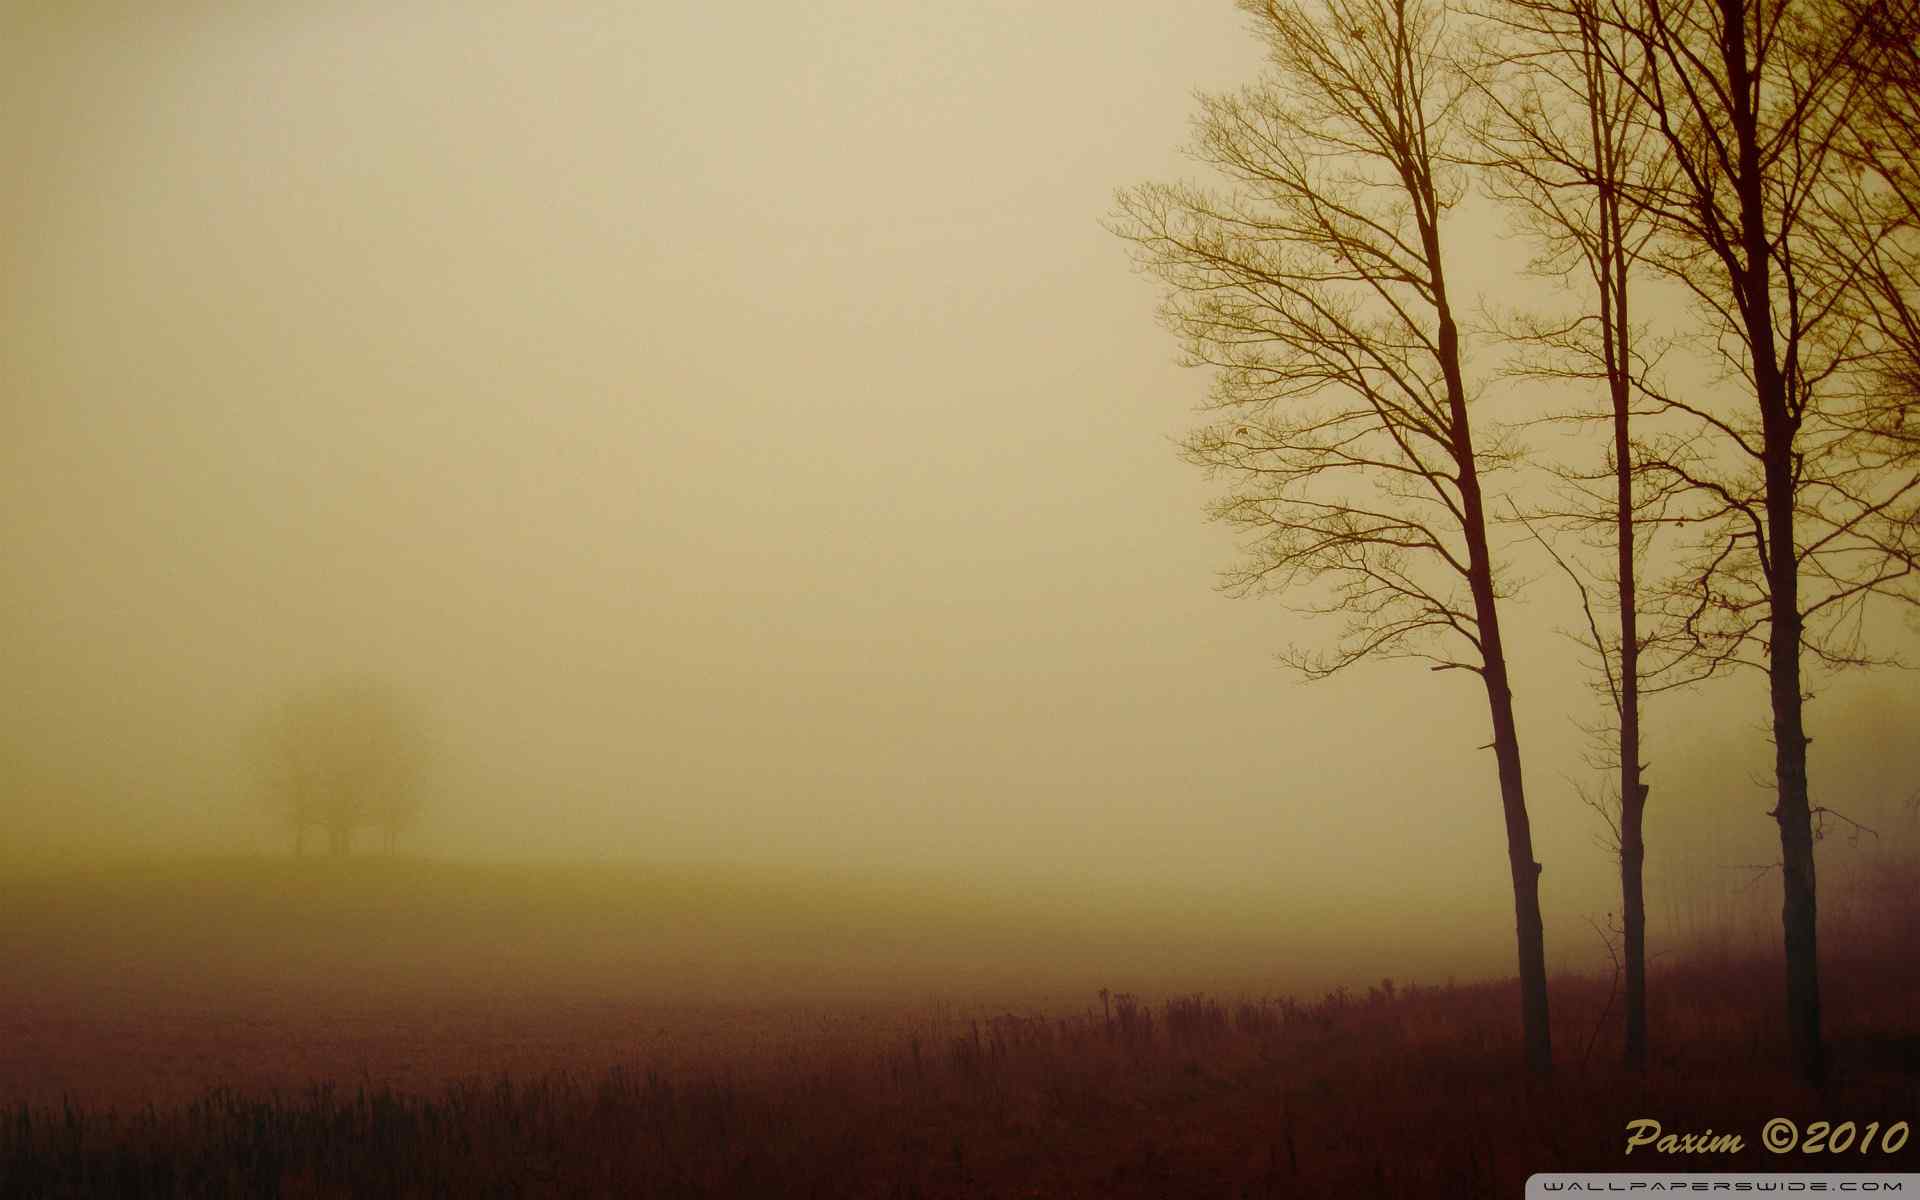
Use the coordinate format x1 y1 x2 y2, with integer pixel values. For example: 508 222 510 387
5 0 1917 990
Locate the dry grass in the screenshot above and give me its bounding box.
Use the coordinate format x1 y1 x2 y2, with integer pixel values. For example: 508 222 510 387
3 858 1918 1196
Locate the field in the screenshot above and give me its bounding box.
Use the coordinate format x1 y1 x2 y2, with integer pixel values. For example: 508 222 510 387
3 857 1917 1197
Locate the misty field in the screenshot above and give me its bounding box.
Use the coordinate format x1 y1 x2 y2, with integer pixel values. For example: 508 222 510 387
3 858 1917 1197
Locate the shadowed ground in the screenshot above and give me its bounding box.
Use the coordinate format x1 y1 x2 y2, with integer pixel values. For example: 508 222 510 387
2 857 1916 1195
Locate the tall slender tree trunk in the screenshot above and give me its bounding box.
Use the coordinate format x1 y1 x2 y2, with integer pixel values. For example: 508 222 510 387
1769 495 1821 1085
1464 548 1551 1076
1615 375 1648 1073
1756 320 1818 1086
1436 276 1553 1076
1602 178 1648 1073
1482 639 1552 1077
1718 0 1823 1087
1763 404 1821 1085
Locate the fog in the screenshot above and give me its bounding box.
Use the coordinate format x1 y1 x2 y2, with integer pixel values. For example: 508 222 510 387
5 0 1918 985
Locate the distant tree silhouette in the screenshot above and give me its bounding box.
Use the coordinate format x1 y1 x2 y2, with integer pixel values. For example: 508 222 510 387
259 680 428 857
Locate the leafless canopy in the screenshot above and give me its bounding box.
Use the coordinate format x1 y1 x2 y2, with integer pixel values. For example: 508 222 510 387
1111 0 1514 681
1577 0 1920 672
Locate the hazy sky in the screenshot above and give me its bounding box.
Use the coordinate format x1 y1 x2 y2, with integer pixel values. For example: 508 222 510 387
5 2 1917 969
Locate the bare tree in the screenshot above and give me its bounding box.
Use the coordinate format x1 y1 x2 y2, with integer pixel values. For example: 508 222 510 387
1578 0 1920 1084
1469 0 1688 1072
1111 0 1553 1073
260 680 429 858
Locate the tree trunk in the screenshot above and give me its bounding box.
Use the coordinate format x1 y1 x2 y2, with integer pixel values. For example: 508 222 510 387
1619 778 1647 1071
1484 650 1552 1077
1720 0 1824 1087
1771 565 1822 1086
1587 103 1649 1069
1760 343 1818 1086
1617 449 1649 1072
1611 265 1648 1073
1437 291 1552 1076
1765 422 1822 1085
